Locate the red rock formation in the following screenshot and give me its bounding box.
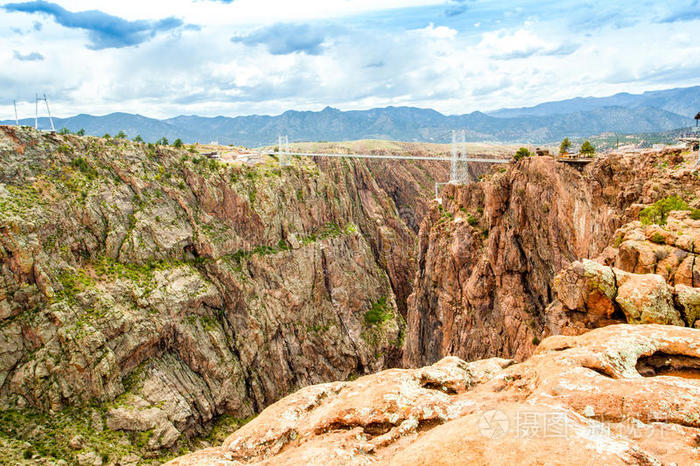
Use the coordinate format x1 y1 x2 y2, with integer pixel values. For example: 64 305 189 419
168 324 700 465
547 210 700 335
404 149 700 366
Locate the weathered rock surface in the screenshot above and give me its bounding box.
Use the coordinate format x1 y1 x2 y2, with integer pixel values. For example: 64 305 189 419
0 126 438 451
169 324 700 465
405 148 700 366
547 211 700 334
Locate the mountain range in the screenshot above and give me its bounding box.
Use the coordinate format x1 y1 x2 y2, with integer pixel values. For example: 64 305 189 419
4 85 699 147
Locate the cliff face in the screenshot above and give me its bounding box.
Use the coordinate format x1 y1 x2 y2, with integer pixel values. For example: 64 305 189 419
0 126 437 453
169 324 700 465
547 211 700 335
404 149 700 366
4 124 700 463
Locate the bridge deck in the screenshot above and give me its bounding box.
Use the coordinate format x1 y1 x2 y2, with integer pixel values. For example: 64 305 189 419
261 150 509 164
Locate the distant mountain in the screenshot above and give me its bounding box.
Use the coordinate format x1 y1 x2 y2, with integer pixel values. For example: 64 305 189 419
488 86 700 119
3 86 698 146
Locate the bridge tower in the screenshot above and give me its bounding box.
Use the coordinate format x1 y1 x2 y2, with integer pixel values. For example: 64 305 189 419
34 94 55 131
450 129 469 184
278 135 290 166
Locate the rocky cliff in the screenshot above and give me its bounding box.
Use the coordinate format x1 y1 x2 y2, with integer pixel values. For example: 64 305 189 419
3 124 700 465
0 126 443 462
404 148 700 366
169 324 700 465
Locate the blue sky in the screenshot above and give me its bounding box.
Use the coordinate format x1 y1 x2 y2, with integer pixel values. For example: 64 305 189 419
2 0 700 118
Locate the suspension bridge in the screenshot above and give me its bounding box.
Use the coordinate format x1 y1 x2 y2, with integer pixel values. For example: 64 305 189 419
264 130 509 187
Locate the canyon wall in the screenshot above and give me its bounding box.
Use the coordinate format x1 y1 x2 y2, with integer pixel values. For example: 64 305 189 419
0 126 443 454
404 149 700 366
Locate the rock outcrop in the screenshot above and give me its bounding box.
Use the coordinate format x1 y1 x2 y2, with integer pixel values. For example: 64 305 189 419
547 210 700 334
404 148 700 366
0 126 438 453
169 324 700 465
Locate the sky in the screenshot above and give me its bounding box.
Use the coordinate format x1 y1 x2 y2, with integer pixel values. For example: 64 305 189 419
2 0 700 119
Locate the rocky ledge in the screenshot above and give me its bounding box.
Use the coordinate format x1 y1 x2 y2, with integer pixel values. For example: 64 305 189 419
169 324 700 465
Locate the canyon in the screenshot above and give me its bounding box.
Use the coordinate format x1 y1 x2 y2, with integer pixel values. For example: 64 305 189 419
0 125 699 465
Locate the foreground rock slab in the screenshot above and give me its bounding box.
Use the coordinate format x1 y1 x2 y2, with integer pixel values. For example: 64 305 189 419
168 324 700 465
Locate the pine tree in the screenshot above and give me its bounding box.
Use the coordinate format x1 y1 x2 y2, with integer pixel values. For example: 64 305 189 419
580 141 595 157
559 137 571 155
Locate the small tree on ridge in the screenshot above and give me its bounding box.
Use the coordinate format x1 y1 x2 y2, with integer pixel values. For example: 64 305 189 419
559 137 571 155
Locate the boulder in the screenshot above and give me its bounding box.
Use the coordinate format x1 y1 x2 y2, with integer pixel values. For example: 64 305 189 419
674 284 700 327
106 405 180 450
552 259 617 316
615 273 684 325
76 451 102 466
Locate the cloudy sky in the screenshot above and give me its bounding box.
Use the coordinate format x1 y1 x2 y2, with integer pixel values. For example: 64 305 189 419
2 0 700 119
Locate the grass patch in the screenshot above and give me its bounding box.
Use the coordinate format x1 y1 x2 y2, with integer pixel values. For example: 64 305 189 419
0 406 178 464
364 296 392 326
204 414 255 446
649 232 666 244
71 157 98 179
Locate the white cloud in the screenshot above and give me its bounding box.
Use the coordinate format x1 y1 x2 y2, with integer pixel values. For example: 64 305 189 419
1 0 699 120
478 29 578 60
418 23 457 39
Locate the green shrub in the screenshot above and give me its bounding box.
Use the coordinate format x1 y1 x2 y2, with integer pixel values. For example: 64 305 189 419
639 196 690 225
71 157 98 179
76 128 85 136
649 232 665 244
691 209 700 220
513 147 532 161
173 138 184 149
466 213 478 226
56 144 72 154
364 297 392 325
116 130 127 139
613 234 624 248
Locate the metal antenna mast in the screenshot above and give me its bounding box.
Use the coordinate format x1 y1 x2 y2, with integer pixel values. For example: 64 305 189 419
13 100 18 126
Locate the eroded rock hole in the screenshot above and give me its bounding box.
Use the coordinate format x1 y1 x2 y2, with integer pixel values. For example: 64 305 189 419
636 351 700 379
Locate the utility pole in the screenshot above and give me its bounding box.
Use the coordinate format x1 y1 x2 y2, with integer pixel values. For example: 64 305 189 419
34 93 38 129
13 100 18 126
